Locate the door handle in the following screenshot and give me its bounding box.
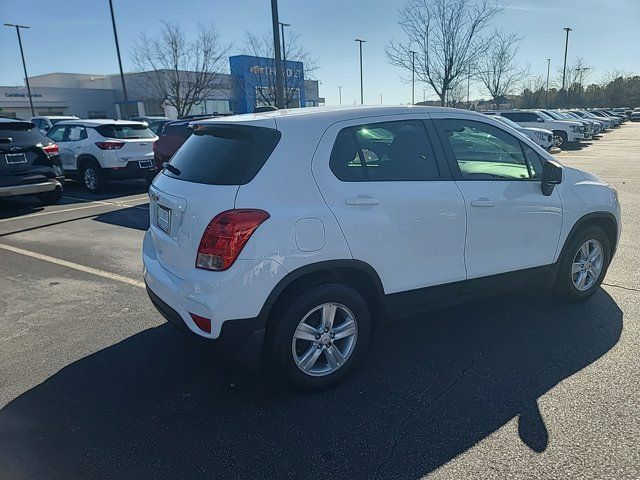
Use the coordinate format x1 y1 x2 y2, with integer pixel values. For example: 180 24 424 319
345 196 380 206
470 198 494 207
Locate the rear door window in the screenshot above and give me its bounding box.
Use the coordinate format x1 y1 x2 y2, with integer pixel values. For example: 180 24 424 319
67 125 87 141
164 124 281 185
95 124 155 139
330 120 440 181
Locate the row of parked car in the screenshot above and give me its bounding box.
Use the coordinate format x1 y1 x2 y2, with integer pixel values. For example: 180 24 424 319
0 112 233 204
482 107 635 149
0 106 635 206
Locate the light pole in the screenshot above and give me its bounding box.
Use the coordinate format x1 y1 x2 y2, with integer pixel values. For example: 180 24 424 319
337 85 343 106
108 0 129 118
355 39 366 104
380 93 383 105
270 0 285 109
4 23 35 117
545 58 551 107
423 88 426 103
278 22 290 107
467 64 471 109
578 67 588 88
561 27 572 105
409 50 416 104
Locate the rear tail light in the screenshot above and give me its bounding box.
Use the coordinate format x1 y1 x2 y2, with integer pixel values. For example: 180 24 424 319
42 143 59 155
196 209 270 271
95 141 125 150
190 313 211 333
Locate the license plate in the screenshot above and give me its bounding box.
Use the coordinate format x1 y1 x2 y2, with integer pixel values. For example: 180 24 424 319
156 204 171 234
139 160 153 169
5 153 27 165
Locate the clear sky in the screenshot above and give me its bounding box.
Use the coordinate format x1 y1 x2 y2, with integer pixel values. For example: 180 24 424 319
1 0 638 105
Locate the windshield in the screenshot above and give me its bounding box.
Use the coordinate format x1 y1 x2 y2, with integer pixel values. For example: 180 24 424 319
537 111 554 121
494 116 520 129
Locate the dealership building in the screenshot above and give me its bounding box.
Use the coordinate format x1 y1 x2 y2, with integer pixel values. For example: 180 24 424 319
0 55 323 120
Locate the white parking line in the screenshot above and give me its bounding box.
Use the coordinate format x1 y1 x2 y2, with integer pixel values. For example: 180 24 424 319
0 203 108 223
0 242 145 288
0 197 149 223
63 195 149 205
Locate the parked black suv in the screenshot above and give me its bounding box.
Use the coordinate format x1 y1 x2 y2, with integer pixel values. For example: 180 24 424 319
0 119 64 204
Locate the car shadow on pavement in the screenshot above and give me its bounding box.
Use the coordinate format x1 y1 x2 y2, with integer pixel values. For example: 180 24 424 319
0 288 622 480
0 180 149 221
93 205 150 231
62 179 150 203
563 142 593 151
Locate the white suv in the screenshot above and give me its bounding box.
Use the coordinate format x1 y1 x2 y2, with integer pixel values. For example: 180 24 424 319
143 106 620 390
495 110 585 148
47 120 157 192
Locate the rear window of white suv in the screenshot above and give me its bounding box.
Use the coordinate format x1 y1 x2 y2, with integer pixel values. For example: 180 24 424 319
163 124 281 185
95 124 155 139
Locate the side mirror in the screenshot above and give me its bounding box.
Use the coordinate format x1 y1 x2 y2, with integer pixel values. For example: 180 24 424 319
541 160 563 196
537 117 544 122
44 125 50 131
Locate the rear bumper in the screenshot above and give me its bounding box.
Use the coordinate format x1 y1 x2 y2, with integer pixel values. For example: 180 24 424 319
142 229 287 368
146 285 267 369
0 178 61 198
106 161 156 181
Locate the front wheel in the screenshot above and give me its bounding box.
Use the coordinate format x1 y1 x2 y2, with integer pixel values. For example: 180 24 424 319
552 131 568 148
271 284 371 391
555 225 611 302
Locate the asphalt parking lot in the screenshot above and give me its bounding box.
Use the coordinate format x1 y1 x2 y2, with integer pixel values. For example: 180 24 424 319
0 125 639 480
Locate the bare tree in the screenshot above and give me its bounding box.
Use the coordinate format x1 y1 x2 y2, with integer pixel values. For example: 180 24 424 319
553 57 592 107
386 0 502 106
131 22 230 118
241 31 319 108
476 31 529 109
446 81 467 108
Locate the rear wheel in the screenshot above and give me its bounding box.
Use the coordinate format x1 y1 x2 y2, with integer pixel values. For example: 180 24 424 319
271 283 371 391
81 161 107 193
555 225 610 301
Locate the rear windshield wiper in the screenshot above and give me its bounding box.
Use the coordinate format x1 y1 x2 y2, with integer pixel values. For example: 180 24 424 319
163 163 181 176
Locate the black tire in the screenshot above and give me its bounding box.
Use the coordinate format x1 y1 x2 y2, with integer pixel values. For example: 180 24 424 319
270 283 371 391
80 160 107 193
554 225 610 302
553 131 568 148
37 187 63 205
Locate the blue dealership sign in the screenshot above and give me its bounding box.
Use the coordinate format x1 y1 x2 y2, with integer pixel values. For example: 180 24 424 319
230 55 306 113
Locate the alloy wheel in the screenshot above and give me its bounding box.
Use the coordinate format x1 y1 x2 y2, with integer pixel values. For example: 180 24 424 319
84 168 98 191
291 302 358 377
572 239 604 291
552 134 564 147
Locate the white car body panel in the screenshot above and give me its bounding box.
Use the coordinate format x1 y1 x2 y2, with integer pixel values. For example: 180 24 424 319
311 114 467 294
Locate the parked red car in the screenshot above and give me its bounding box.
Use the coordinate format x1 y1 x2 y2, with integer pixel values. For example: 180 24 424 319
153 116 232 171
153 120 196 171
